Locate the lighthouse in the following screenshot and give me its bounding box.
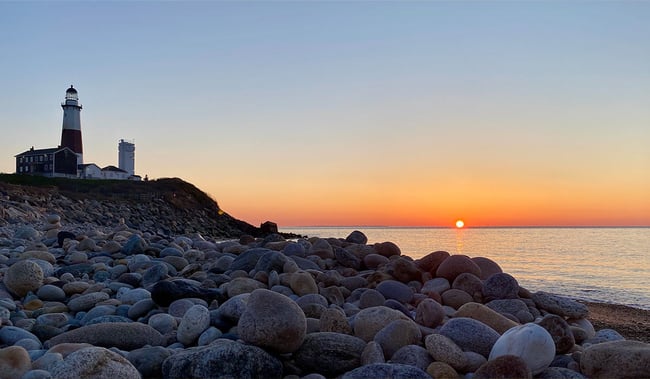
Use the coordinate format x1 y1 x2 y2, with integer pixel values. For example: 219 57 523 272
60 85 83 165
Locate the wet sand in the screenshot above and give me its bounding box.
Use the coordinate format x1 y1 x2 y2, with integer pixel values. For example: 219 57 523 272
582 302 650 343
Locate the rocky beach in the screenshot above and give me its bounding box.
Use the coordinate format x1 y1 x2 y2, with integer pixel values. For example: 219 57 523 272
1 179 649 379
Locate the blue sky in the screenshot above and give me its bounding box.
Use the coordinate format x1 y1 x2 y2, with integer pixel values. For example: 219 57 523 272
1 2 649 226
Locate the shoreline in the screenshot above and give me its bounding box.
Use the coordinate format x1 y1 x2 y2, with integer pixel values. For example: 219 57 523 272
581 301 650 343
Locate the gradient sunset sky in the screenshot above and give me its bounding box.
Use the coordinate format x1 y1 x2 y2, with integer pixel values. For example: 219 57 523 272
1 2 648 227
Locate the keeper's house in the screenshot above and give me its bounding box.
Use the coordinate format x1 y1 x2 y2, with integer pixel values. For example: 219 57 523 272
15 146 79 177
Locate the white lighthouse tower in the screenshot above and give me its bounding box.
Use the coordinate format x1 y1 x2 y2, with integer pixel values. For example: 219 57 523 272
60 85 83 165
118 139 135 176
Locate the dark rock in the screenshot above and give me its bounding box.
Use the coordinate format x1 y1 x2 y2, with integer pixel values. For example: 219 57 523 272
229 248 272 272
334 247 362 269
126 346 171 379
57 231 76 248
482 273 519 301
374 241 401 258
346 230 368 245
537 314 575 354
416 250 450 274
452 272 484 300
471 256 503 280
376 280 413 304
122 234 148 255
55 263 94 277
342 363 430 379
389 345 433 372
151 280 224 307
474 355 532 379
260 221 278 235
536 367 587 379
254 250 289 274
162 338 282 379
436 255 481 283
532 292 588 319
294 332 366 377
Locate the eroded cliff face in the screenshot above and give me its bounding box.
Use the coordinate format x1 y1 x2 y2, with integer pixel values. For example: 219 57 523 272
0 176 259 238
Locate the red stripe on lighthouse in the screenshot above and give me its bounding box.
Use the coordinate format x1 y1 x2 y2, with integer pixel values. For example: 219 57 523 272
61 129 83 154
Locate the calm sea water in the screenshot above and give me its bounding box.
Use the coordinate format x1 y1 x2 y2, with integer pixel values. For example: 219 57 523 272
281 227 650 310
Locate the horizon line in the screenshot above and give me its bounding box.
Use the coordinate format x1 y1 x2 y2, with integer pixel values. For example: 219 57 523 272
280 225 650 229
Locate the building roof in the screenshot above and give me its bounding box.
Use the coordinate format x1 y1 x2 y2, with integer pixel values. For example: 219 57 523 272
102 165 128 173
79 163 101 169
15 146 73 157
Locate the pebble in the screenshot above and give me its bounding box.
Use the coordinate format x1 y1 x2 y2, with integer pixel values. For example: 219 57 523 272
0 216 643 379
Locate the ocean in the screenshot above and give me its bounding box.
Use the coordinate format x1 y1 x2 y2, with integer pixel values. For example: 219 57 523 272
280 227 650 310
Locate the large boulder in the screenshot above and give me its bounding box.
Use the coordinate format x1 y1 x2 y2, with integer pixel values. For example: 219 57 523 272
581 340 650 379
162 339 282 379
238 289 306 353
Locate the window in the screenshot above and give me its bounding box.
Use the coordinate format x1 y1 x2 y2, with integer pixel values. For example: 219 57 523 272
19 157 23 163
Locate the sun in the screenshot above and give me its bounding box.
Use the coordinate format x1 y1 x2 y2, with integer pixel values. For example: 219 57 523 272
455 219 465 228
